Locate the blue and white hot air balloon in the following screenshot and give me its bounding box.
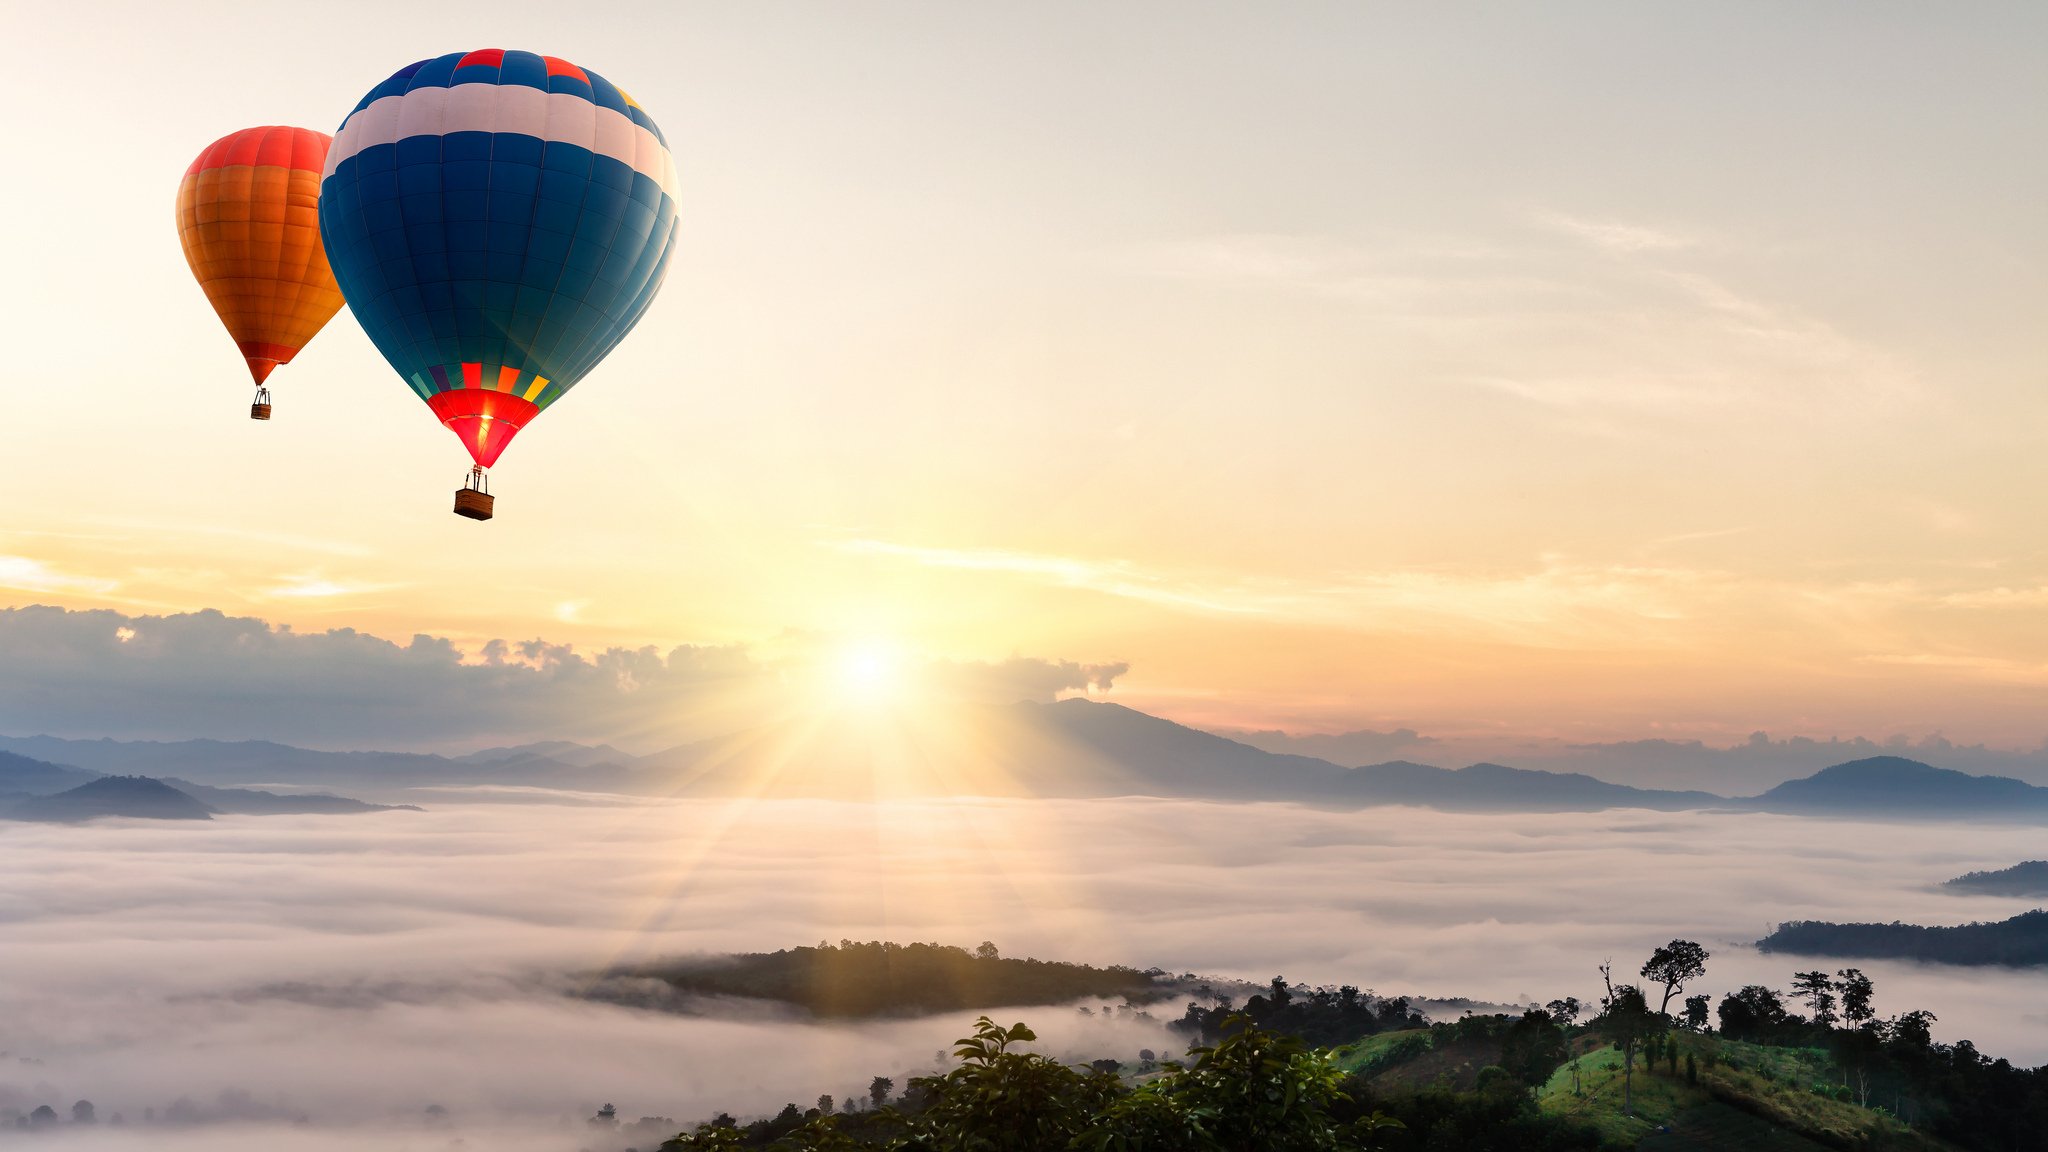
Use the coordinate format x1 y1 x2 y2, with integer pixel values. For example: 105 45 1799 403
318 50 680 518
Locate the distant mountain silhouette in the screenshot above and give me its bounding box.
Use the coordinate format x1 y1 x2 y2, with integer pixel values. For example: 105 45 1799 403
0 747 417 817
4 705 2046 820
1339 759 1724 812
1945 861 2048 898
1759 909 2048 967
1002 700 1351 798
7 775 213 822
1742 756 2048 816
160 778 421 816
0 749 98 796
0 734 628 801
1015 702 1730 810
456 740 634 769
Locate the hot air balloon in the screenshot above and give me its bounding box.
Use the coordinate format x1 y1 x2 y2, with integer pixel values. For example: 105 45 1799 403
317 50 681 520
176 127 348 420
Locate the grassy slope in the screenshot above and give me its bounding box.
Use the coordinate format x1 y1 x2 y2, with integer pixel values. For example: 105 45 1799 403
1534 1035 1955 1151
1331 1029 1432 1074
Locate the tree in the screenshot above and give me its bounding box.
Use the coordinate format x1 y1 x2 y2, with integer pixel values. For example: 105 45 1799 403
70 1101 94 1125
591 1103 617 1128
1544 996 1581 1029
975 941 999 961
1640 940 1709 1017
776 1113 865 1151
896 1017 1113 1151
1889 1009 1937 1050
1682 994 1710 1032
1717 985 1788 1041
1498 1008 1570 1086
659 1118 744 1150
816 1095 834 1117
1597 963 1665 1116
1791 970 1838 1027
1079 1015 1360 1152
869 1077 893 1110
1835 968 1875 1030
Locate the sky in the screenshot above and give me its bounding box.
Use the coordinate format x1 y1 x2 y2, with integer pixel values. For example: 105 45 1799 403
3 2 2047 750
3 798 2044 1135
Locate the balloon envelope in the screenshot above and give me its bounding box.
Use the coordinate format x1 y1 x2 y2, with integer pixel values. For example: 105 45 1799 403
317 50 681 469
176 126 347 386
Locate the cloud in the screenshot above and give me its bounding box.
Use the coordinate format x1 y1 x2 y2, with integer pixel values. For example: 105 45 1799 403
932 656 1129 698
0 606 1126 751
837 539 1732 642
1111 218 1924 433
0 555 117 596
834 540 1272 617
0 797 2039 1149
1535 213 1699 254
262 575 398 600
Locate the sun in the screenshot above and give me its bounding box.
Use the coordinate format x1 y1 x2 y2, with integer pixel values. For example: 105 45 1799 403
830 639 907 705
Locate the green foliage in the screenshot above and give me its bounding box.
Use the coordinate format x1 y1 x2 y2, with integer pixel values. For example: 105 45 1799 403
1758 909 2048 966
1638 940 1709 1015
773 1114 867 1151
1333 1030 1430 1076
1497 1010 1571 1087
663 1119 748 1150
1716 985 1791 1041
1593 980 1665 1117
1130 1017 1358 1151
893 1013 1396 1152
893 1017 1116 1152
644 946 2047 1152
1174 979 1422 1049
602 942 1161 1018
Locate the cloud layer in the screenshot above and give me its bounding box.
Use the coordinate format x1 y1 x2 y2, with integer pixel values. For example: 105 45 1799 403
0 606 1122 751
0 796 2041 1152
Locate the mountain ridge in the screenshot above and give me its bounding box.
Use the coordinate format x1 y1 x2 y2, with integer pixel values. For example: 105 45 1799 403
4 702 2045 819
6 775 214 822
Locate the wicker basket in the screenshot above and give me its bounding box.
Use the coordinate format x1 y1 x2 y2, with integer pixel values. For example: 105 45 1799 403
453 488 495 520
249 402 272 421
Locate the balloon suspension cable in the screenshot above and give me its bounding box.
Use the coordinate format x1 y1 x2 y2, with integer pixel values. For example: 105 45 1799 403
465 465 490 495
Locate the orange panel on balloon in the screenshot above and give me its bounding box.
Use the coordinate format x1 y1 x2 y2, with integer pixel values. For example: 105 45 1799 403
176 127 347 386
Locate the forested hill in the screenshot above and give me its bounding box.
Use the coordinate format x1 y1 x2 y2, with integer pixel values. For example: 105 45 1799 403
7 775 214 821
1944 860 2048 897
1758 909 2048 967
586 941 1177 1018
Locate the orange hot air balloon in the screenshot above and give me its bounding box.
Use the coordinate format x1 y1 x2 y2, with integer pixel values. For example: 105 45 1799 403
175 126 347 420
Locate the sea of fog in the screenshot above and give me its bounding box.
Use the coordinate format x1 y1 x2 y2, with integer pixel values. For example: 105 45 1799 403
0 798 2042 1150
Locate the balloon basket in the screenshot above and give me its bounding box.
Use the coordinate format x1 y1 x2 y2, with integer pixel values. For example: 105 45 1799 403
250 387 272 421
453 467 494 521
